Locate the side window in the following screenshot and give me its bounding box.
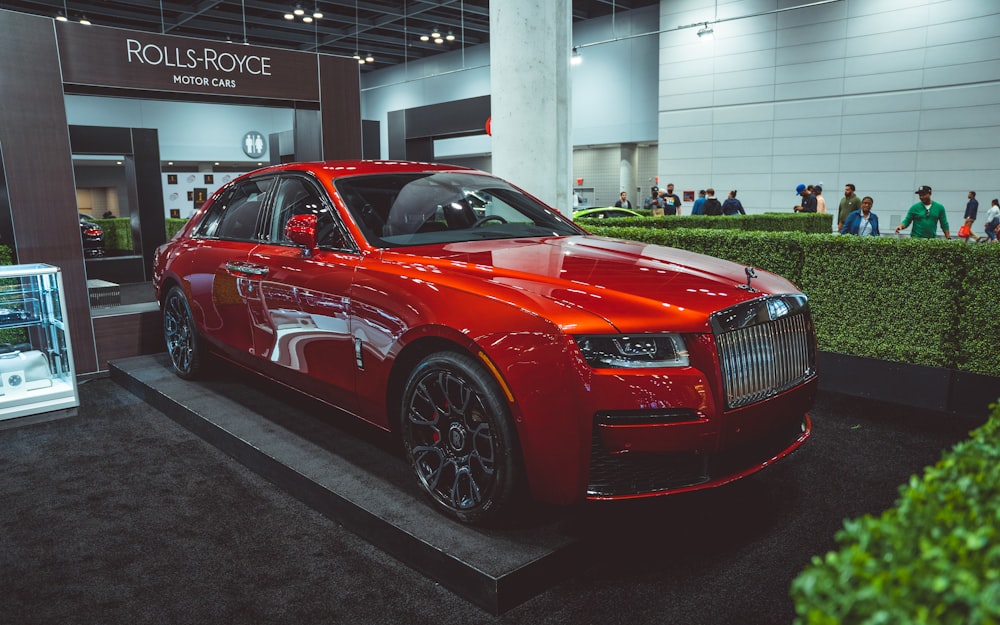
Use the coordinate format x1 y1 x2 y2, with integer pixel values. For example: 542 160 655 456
198 177 273 240
269 176 354 251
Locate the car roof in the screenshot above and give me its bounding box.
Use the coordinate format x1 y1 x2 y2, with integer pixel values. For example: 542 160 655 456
239 160 478 180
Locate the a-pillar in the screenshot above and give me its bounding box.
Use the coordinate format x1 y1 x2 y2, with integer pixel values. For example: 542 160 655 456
489 0 572 213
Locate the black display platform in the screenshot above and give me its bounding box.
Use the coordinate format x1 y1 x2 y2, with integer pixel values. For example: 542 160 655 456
109 354 585 615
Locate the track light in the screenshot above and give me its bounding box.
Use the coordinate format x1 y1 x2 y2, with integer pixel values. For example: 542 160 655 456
697 23 714 40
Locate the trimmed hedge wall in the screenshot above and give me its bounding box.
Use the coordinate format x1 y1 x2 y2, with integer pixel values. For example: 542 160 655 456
165 218 188 240
93 217 134 253
577 212 833 234
790 402 1000 624
585 226 1000 378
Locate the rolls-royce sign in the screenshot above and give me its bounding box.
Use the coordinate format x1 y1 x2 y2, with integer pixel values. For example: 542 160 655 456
56 22 321 101
126 39 273 88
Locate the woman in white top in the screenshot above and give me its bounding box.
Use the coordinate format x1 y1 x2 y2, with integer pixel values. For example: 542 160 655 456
983 198 1000 242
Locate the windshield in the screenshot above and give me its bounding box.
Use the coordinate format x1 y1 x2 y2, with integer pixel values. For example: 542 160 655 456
334 171 583 248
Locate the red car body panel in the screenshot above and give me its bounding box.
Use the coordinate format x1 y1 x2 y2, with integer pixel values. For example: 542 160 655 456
154 160 816 507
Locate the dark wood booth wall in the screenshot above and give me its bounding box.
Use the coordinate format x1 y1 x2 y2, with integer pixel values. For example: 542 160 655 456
0 9 362 375
0 11 99 373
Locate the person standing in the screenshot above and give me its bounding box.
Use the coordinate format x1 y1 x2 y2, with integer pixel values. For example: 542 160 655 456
703 188 723 216
983 198 1000 242
721 190 745 215
961 191 979 242
794 183 817 213
614 191 632 209
895 185 951 239
814 185 827 214
661 183 682 215
644 186 662 214
690 190 707 215
838 183 861 231
839 196 880 236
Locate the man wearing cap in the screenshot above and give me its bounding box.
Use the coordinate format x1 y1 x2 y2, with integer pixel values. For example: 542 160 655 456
896 185 951 239
793 183 817 213
644 186 661 211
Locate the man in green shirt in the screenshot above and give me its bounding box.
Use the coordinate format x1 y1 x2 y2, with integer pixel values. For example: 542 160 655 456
837 183 862 231
895 185 951 239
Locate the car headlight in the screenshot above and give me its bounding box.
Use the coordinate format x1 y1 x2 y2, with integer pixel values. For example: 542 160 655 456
573 334 689 369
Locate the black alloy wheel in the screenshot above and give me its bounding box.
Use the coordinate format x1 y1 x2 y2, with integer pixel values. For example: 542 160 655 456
163 285 204 380
400 351 522 524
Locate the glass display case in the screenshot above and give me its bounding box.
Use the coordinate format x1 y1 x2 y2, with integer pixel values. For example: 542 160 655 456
0 263 79 420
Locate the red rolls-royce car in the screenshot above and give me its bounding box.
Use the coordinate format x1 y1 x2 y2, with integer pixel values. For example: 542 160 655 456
153 160 817 523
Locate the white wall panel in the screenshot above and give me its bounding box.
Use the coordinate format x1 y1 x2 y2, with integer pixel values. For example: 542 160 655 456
773 115 843 138
846 151 920 172
838 131 918 152
714 102 775 123
846 71 926 95
714 85 777 107
712 137 773 156
841 111 920 134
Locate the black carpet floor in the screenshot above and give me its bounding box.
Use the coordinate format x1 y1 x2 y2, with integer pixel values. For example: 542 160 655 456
0 375 985 625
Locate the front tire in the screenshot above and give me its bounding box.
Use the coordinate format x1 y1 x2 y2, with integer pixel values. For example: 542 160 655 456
163 285 204 380
399 351 522 524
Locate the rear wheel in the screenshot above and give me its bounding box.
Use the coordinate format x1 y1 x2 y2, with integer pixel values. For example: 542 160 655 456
163 285 204 380
399 351 522 524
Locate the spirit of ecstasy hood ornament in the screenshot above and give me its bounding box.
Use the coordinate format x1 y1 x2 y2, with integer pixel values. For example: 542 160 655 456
738 266 759 292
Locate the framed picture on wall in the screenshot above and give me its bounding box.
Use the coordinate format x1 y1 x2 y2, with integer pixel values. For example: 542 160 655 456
204 174 214 184
187 191 194 201
683 190 695 202
169 209 181 219
167 174 178 185
193 188 208 207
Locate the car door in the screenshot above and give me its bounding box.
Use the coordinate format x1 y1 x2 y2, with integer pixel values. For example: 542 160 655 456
182 175 273 367
244 173 363 414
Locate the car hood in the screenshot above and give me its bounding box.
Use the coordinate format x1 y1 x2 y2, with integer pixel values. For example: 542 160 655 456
379 235 802 334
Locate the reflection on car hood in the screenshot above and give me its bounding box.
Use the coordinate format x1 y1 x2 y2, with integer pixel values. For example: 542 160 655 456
380 235 801 334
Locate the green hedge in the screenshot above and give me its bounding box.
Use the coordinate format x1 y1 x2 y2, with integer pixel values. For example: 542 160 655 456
586 226 1000 377
165 218 189 240
790 402 1000 624
577 212 833 234
93 218 134 253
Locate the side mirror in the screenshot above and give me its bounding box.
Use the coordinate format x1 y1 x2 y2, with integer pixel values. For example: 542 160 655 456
284 214 318 255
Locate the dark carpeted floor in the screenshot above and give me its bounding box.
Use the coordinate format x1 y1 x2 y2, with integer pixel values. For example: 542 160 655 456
0 376 985 625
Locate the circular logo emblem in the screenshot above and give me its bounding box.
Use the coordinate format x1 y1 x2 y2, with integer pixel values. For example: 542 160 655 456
242 131 267 159
8 374 22 387
448 423 466 451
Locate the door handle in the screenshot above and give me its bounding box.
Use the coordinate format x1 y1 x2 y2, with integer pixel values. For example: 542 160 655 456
226 261 269 276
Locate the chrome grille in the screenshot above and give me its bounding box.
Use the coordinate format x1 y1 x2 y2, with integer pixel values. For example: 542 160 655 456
711 295 816 409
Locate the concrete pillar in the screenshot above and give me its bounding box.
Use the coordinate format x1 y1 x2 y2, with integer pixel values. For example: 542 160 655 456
619 143 637 201
489 0 573 213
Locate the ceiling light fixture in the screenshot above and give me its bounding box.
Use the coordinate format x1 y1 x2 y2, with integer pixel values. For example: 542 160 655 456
571 47 582 65
57 0 68 21
79 15 91 25
365 53 374 63
285 4 321 23
697 23 714 40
